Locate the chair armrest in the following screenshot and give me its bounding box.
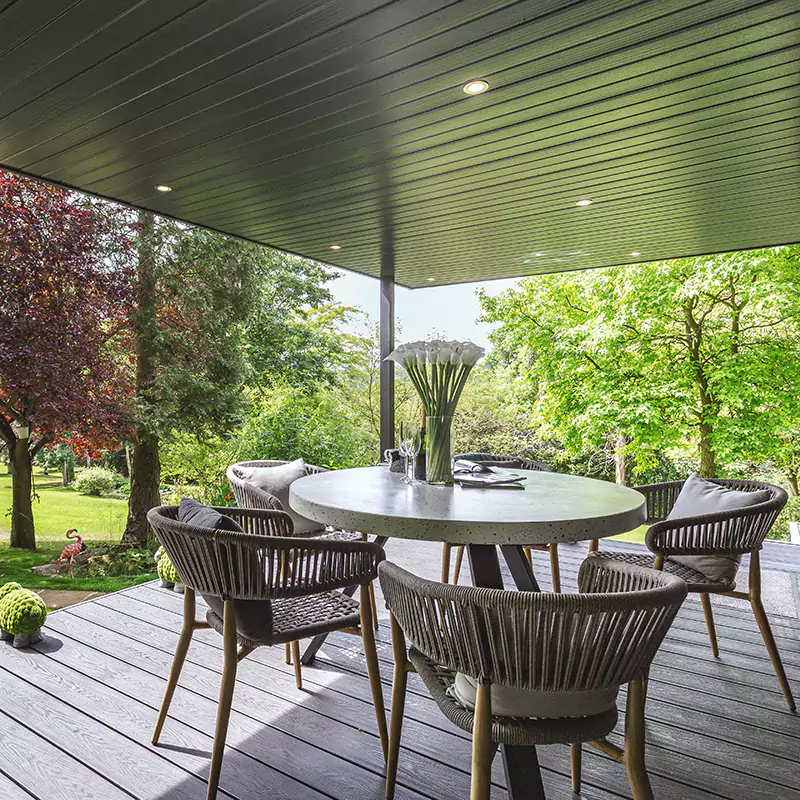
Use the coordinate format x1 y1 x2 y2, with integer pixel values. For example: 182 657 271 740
631 481 684 523
644 505 780 556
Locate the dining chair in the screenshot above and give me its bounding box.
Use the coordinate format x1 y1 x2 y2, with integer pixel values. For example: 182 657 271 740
445 453 561 590
227 458 379 672
147 504 389 800
589 476 795 710
380 556 687 800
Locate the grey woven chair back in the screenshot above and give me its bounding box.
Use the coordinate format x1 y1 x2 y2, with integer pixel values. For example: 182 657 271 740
380 556 686 693
226 459 328 511
148 505 383 601
454 452 550 472
636 478 787 555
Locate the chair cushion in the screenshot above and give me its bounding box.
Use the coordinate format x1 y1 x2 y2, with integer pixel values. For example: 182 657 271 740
177 499 272 643
237 459 324 535
178 498 244 532
448 672 619 719
667 474 771 582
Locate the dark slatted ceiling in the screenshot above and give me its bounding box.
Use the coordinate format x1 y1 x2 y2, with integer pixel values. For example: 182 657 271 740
1 0 798 288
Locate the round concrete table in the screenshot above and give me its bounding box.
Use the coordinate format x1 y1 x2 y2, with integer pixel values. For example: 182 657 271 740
290 466 646 800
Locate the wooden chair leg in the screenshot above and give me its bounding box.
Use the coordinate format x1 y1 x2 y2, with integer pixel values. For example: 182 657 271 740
571 742 582 794
285 642 292 664
291 640 303 689
588 538 599 553
470 683 494 800
453 545 465 585
386 614 408 800
751 598 796 711
523 546 532 565
361 584 389 759
549 543 561 593
369 581 380 630
207 600 239 800
441 543 452 583
624 677 654 800
700 593 719 657
153 587 196 744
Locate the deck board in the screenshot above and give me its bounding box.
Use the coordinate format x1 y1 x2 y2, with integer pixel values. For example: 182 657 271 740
1 537 798 800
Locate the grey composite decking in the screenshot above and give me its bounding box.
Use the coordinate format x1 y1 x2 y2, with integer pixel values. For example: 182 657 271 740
0 538 799 800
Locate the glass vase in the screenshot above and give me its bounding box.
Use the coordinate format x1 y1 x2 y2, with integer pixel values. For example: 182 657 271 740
426 414 454 485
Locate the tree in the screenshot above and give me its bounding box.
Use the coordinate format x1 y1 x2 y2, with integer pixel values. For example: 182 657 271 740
481 246 800 482
0 172 131 548
121 224 345 545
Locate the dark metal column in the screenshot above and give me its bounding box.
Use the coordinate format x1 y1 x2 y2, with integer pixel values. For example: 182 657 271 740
379 251 395 455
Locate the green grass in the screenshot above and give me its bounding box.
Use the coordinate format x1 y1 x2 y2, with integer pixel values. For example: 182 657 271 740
611 525 648 543
0 468 155 592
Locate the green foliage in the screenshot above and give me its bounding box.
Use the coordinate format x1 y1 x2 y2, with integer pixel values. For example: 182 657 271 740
86 547 156 578
771 495 800 542
73 466 124 497
0 587 47 634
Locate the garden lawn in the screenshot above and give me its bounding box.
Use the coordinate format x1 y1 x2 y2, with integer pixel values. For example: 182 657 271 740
0 469 156 592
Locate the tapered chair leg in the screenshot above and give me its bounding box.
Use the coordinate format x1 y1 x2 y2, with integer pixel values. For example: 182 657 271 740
700 593 719 657
153 587 196 744
362 533 380 629
624 678 654 800
386 614 408 800
285 642 292 664
453 545 465 585
207 600 239 800
570 742 583 794
751 598 796 711
471 683 494 800
291 640 303 689
570 742 582 793
441 543 452 583
549 543 561 593
361 584 389 759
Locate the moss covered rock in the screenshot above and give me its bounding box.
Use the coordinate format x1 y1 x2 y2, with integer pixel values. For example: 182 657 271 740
0 587 47 635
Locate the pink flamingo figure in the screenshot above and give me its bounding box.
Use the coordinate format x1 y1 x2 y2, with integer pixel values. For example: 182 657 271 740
58 530 83 577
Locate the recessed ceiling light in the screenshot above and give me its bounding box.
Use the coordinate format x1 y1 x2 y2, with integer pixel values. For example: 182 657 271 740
463 79 489 95
330 244 342 250
630 250 642 257
155 184 172 193
575 198 593 207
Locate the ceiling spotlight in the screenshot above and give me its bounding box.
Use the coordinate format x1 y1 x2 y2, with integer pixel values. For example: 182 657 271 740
463 79 489 95
575 198 593 207
630 250 642 257
330 244 342 250
155 184 172 193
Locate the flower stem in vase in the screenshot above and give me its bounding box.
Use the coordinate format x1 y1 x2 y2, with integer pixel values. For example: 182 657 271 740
426 414 454 485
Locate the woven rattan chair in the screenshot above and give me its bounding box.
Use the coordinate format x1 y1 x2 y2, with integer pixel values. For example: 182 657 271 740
446 453 560 590
227 459 379 670
590 478 795 710
380 556 687 800
147 505 388 800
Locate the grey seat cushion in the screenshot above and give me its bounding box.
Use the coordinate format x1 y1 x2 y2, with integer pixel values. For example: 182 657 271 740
237 459 324 535
448 672 619 719
177 498 273 643
667 474 771 583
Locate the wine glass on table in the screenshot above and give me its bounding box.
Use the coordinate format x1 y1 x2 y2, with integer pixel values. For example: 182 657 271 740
398 421 421 484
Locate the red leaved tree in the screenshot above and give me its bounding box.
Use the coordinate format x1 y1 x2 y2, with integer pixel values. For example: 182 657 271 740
0 171 132 549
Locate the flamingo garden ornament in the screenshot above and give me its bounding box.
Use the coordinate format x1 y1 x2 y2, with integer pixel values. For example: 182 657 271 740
58 530 83 577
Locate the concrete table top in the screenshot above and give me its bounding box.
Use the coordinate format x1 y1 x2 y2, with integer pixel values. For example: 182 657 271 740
290 466 646 545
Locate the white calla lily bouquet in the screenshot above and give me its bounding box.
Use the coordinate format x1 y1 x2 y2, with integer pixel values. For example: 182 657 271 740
386 339 485 483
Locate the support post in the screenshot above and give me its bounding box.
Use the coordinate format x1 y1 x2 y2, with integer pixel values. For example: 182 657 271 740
379 265 395 455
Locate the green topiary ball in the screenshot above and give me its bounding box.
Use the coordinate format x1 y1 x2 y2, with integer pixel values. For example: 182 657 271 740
156 552 180 585
0 588 47 635
0 582 23 599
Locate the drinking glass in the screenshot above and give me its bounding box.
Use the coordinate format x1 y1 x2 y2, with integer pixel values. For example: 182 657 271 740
398 421 421 483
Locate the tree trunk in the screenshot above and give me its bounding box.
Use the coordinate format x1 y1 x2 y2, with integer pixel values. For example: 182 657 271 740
123 209 160 548
61 459 74 487
614 431 627 486
698 419 717 478
786 470 799 497
10 438 35 550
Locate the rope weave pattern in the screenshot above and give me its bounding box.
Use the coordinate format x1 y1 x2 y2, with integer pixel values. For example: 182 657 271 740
147 505 384 601
380 556 687 693
635 479 787 556
454 452 551 472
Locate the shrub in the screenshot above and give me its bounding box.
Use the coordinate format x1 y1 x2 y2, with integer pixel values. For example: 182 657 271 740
73 466 123 497
771 494 800 542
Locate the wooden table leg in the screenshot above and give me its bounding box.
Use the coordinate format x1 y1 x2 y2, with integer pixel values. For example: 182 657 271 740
302 535 389 665
467 544 547 800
